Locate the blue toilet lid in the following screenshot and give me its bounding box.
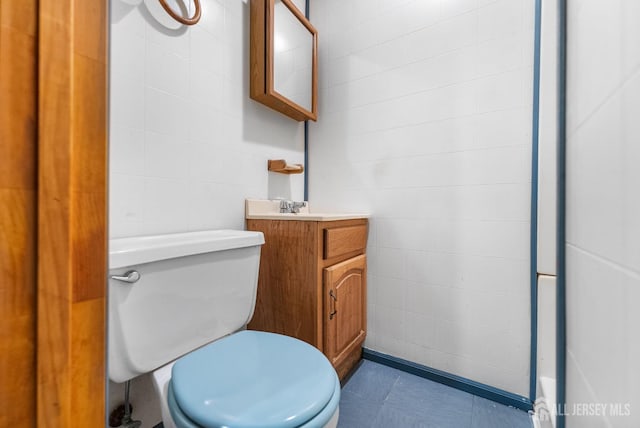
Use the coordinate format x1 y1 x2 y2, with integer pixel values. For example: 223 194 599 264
171 330 338 428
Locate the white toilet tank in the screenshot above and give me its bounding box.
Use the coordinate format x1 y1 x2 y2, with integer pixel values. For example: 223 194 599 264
108 230 265 383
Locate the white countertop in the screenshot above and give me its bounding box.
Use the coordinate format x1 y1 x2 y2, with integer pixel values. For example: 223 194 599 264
245 199 369 221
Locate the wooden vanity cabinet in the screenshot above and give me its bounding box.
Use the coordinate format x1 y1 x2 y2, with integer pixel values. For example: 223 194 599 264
246 218 367 379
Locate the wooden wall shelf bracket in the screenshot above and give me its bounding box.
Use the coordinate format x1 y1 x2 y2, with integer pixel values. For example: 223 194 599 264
268 159 304 174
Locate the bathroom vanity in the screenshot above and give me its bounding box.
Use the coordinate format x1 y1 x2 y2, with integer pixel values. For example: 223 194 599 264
245 200 368 379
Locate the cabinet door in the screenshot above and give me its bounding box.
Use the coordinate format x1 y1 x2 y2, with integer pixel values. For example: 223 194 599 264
323 254 366 368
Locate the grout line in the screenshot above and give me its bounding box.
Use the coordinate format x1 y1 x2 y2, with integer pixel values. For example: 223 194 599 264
319 104 531 135
567 63 640 138
566 243 640 279
327 39 527 89
326 66 532 113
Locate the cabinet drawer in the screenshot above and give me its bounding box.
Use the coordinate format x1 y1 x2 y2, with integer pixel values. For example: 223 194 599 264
323 225 367 260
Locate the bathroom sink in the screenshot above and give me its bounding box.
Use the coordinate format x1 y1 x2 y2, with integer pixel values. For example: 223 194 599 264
245 199 369 221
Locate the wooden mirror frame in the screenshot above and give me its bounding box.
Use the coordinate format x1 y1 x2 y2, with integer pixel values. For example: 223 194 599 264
250 0 318 122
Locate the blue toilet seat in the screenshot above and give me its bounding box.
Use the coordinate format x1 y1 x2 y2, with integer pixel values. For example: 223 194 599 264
168 330 340 428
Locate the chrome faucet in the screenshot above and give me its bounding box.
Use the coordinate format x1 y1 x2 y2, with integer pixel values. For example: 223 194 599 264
279 200 307 214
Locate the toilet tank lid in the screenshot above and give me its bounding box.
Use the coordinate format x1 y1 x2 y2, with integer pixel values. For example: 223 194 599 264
109 230 265 269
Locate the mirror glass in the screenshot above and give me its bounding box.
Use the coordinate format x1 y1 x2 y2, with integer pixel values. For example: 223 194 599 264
273 0 313 112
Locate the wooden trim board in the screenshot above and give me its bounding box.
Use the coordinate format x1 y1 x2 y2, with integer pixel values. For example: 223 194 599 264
37 0 108 425
0 1 39 426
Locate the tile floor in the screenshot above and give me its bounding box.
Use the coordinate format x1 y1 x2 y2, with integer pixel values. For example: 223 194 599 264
338 360 533 428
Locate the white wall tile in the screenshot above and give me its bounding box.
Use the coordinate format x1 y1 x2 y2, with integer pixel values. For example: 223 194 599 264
621 73 640 271
144 7 191 58
190 26 224 75
478 0 524 42
441 0 478 20
565 2 640 426
537 0 558 276
375 247 406 279
403 11 478 65
476 107 531 148
566 0 622 131
145 40 189 98
109 173 145 237
375 276 406 311
187 102 226 144
143 131 190 179
476 68 528 113
198 0 226 40
405 251 431 284
218 0 242 18
621 1 640 78
536 275 556 383
144 87 190 137
476 35 525 77
142 177 191 231
111 0 146 38
404 312 437 347
310 0 533 396
567 90 625 265
110 70 145 131
187 65 224 107
374 306 405 350
111 31 145 80
110 127 145 175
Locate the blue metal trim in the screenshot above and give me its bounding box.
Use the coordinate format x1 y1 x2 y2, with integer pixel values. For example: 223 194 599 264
303 0 310 201
363 349 534 412
529 0 542 402
556 0 567 427
304 121 309 201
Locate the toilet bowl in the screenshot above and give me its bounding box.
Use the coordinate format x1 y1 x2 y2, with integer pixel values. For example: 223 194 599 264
153 331 340 428
108 230 339 428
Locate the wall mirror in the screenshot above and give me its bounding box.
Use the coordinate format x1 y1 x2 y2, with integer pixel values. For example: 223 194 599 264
250 0 318 121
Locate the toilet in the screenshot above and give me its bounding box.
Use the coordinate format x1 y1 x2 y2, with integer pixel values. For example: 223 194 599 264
108 230 340 428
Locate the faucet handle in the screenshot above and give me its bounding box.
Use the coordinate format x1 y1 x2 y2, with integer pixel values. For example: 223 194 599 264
279 199 293 213
291 201 307 214
278 200 306 213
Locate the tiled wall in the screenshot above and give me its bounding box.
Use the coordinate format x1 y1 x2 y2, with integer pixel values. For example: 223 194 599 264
309 0 535 395
109 0 305 425
565 2 640 427
109 0 305 239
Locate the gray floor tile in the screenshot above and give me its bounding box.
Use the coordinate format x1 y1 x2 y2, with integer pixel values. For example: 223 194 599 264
342 360 400 404
371 403 434 428
338 361 533 428
384 372 474 427
337 390 383 428
470 396 533 428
